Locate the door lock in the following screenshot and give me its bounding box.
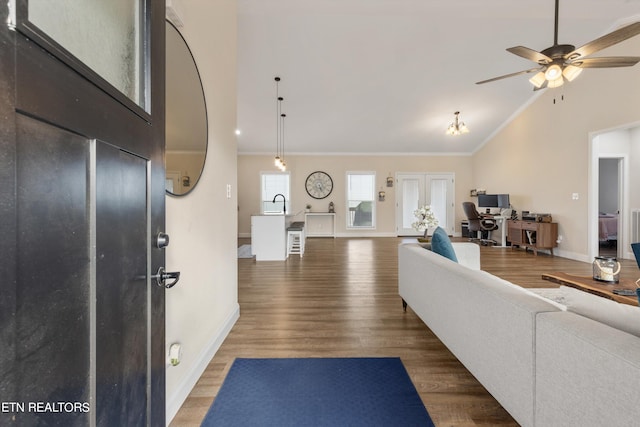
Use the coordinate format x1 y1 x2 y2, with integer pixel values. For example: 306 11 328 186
152 266 180 288
156 232 170 249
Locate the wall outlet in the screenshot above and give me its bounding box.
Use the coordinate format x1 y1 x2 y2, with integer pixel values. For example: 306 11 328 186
168 343 182 366
226 184 231 199
572 193 579 200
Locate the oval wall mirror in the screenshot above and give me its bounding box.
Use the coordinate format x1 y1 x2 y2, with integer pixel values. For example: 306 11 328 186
165 21 208 196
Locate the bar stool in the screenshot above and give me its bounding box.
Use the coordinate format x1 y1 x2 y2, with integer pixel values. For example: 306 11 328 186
287 222 305 258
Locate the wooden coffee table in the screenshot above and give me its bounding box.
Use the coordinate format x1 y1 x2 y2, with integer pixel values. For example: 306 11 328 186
541 272 638 306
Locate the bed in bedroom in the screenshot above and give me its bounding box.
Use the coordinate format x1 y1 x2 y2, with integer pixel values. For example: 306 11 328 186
598 213 618 243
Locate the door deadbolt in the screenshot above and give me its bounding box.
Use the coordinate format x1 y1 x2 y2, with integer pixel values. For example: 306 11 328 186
156 232 170 249
152 266 180 288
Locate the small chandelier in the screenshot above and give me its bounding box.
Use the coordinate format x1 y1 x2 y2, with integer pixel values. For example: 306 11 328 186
446 111 469 136
274 77 286 171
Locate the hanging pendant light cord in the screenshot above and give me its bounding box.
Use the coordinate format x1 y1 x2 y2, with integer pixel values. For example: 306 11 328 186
275 77 281 165
273 76 287 170
281 113 286 167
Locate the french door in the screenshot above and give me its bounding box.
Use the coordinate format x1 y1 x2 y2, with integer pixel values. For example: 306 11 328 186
396 173 455 236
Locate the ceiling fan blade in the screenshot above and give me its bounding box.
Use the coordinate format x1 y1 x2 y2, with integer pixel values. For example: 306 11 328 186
533 80 548 91
571 56 640 68
567 22 640 60
476 67 544 85
507 46 552 64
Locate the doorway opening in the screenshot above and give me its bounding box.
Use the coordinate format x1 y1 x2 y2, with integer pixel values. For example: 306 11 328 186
597 158 621 257
589 124 640 261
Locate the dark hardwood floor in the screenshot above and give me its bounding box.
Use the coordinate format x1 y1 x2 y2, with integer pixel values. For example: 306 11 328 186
170 237 639 426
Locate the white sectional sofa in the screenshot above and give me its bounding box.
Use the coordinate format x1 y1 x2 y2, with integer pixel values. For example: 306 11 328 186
398 242 640 427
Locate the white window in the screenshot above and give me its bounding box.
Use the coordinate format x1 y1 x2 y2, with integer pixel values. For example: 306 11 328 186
347 172 375 228
261 172 290 214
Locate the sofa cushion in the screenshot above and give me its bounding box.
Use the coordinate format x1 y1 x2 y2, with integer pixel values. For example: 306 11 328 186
561 285 640 338
430 226 458 262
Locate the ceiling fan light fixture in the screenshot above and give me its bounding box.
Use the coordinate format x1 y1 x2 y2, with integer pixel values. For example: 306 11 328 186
562 64 583 81
547 76 564 88
529 71 547 88
478 1 640 89
544 64 562 81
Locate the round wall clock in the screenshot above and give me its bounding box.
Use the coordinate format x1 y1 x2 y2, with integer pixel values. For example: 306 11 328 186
305 171 333 199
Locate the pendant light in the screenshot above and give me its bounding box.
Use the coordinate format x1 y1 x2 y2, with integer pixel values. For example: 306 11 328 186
273 77 286 171
279 112 286 171
446 111 469 136
274 77 282 169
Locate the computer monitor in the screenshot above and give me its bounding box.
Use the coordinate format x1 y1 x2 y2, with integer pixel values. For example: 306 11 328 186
477 194 498 208
497 194 510 209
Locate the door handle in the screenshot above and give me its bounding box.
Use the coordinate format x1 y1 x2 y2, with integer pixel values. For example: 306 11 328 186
152 266 180 288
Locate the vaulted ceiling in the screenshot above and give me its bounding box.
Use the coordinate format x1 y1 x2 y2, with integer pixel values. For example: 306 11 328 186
236 0 640 154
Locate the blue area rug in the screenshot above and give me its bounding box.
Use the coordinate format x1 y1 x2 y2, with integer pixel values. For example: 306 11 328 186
201 357 434 427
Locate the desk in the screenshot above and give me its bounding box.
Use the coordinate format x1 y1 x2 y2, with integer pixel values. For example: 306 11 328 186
305 212 336 238
508 220 558 256
492 215 509 247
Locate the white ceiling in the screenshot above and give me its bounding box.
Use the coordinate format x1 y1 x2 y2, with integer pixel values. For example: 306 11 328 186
236 0 640 155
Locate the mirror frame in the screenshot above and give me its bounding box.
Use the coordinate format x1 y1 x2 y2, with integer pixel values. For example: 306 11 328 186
165 20 208 197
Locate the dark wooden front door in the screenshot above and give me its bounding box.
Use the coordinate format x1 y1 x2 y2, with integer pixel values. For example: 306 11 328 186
0 1 166 425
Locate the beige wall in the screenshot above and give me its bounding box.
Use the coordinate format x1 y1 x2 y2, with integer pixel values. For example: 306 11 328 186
165 0 238 422
238 154 473 237
472 36 640 261
631 128 640 211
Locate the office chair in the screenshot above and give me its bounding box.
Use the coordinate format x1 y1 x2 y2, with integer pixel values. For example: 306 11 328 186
462 202 498 246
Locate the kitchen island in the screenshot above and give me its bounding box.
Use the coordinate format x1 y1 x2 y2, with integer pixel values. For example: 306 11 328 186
250 214 296 261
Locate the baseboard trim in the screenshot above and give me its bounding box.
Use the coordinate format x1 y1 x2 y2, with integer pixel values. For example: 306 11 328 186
166 303 240 424
335 232 397 238
552 248 591 263
506 246 590 263
241 232 461 239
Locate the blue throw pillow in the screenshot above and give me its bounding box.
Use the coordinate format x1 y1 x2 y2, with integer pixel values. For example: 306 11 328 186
430 227 458 262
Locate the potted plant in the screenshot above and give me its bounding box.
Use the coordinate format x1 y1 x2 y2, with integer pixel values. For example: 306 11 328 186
412 205 439 242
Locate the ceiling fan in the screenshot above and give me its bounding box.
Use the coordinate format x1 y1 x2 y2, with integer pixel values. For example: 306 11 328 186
476 0 640 90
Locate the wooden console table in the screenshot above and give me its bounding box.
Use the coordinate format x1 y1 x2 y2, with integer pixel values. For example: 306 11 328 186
507 220 558 256
542 272 638 306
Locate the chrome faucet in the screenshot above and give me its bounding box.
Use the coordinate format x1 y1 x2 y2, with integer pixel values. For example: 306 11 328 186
272 193 287 215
